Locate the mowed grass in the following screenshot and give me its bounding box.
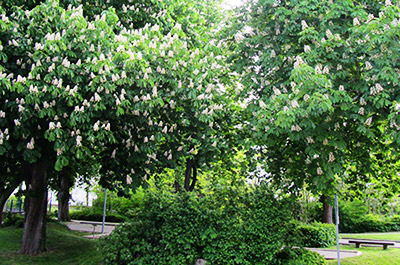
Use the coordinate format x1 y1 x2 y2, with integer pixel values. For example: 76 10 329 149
326 232 400 265
341 232 400 241
0 222 103 265
326 245 400 265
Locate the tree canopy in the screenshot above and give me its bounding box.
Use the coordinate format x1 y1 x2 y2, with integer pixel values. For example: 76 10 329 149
231 0 400 196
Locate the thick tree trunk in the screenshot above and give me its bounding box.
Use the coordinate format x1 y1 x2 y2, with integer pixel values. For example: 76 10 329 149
0 180 21 223
19 160 48 255
57 174 70 222
321 195 333 224
184 159 197 192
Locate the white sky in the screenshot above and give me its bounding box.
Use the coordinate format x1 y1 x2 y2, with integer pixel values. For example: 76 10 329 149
223 0 243 9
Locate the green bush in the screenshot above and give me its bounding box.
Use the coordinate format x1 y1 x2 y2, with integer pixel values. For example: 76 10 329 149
338 199 400 233
70 208 127 223
296 222 336 248
273 247 326 265
1 213 24 228
100 184 295 265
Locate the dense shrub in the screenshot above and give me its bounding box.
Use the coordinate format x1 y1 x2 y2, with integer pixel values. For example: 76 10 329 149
273 247 326 265
100 184 295 265
1 213 24 228
339 199 400 233
70 208 127 223
295 222 335 248
91 189 145 219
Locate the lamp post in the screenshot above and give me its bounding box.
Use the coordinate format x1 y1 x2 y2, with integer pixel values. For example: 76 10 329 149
335 194 340 264
101 189 107 234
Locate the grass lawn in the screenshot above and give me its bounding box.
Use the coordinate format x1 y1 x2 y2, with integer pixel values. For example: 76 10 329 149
326 245 400 265
0 222 103 265
326 231 400 265
341 232 400 241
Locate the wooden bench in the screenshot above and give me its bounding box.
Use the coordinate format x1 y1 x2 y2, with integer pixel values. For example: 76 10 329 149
348 240 395 250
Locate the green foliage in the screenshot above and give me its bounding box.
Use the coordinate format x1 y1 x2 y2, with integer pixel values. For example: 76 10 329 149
100 184 295 265
1 213 24 228
69 207 127 223
295 222 336 248
273 247 326 265
231 0 400 196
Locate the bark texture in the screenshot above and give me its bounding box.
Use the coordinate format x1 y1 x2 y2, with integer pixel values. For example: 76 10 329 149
19 160 48 255
57 174 70 221
321 195 333 224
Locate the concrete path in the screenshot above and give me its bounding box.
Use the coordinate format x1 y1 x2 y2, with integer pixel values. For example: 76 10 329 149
307 248 362 260
65 220 119 239
309 238 400 260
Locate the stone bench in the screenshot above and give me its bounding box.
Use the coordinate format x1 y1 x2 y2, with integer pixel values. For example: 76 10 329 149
348 240 394 250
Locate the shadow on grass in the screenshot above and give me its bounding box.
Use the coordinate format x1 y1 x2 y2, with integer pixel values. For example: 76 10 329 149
0 222 103 265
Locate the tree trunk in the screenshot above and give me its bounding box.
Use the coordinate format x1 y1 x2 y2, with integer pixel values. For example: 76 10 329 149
321 195 333 224
0 180 21 223
184 159 198 192
184 159 192 192
57 174 70 222
19 160 48 255
189 164 197 192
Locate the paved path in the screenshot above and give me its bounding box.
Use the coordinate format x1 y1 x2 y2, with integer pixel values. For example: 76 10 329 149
65 220 119 239
310 238 400 260
307 248 362 260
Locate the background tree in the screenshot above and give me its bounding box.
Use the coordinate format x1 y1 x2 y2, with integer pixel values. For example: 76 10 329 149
231 0 400 223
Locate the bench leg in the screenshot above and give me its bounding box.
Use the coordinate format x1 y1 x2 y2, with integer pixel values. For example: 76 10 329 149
355 243 361 248
383 245 388 250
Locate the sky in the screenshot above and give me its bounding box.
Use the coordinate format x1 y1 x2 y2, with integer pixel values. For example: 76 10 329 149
224 0 243 9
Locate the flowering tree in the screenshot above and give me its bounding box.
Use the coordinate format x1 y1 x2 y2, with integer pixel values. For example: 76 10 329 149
232 0 400 222
0 0 237 254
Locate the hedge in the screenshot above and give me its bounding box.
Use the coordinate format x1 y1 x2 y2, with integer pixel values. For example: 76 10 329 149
100 185 301 265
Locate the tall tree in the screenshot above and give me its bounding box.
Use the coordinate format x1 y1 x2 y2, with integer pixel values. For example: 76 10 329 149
231 0 400 223
0 0 237 254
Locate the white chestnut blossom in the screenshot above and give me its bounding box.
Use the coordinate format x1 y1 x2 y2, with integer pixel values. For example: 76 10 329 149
126 176 132 184
353 17 360 26
365 117 372 126
328 152 335 162
326 29 333 39
94 121 100 131
27 138 35 150
76 135 82 147
273 87 281 95
301 20 308 30
365 61 373 70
